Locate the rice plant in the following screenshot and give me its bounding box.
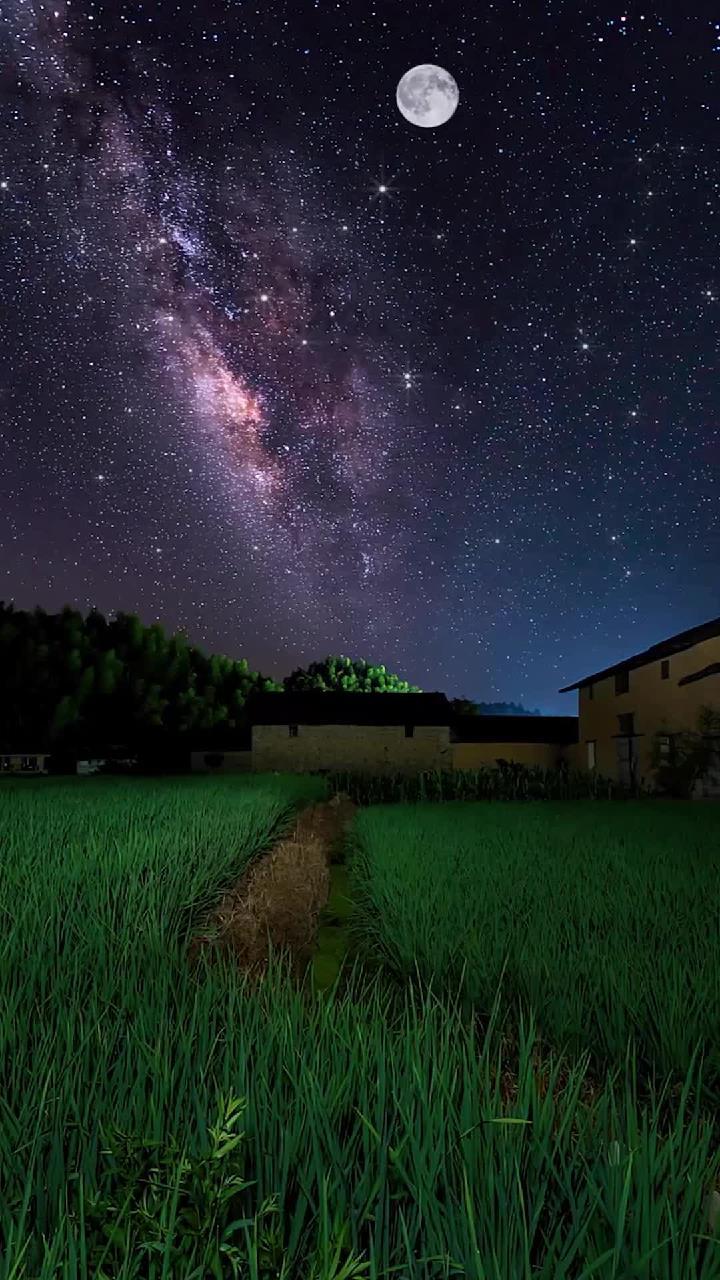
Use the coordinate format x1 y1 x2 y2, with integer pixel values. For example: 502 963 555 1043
3 779 720 1276
326 764 638 805
348 800 720 1093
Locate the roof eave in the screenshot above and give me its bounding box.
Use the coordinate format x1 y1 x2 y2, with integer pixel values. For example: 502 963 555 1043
677 664 720 688
557 615 720 694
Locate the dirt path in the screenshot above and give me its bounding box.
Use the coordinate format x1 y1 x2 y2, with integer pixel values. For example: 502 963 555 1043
189 795 356 980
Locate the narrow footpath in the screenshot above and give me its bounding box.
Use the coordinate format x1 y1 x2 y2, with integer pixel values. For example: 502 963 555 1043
189 795 356 984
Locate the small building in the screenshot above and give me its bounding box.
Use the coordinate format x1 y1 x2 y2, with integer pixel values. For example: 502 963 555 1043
0 753 50 775
76 759 106 776
452 715 579 770
248 692 453 774
559 615 720 788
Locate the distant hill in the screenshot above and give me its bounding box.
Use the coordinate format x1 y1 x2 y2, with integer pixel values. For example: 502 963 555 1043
478 700 541 717
450 698 541 717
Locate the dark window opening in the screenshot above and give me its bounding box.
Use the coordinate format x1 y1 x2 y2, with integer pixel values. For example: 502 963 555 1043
587 683 594 700
618 712 634 736
661 659 670 679
404 724 414 738
658 734 675 763
615 669 629 695
288 725 298 738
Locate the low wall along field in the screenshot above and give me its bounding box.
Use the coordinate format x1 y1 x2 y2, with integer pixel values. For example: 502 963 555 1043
451 740 566 770
253 722 452 773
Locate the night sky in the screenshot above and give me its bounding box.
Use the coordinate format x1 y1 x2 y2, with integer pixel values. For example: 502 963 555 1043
1 3 717 713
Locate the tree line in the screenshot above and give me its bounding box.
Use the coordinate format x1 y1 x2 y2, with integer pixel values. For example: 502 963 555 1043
0 604 536 754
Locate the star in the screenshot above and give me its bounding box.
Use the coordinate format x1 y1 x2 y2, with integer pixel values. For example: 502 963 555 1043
0 0 715 727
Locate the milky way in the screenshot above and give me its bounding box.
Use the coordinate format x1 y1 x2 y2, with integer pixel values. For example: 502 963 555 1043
29 10 429 600
1 2 717 708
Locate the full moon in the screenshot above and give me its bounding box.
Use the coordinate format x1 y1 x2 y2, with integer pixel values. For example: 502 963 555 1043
396 65 459 129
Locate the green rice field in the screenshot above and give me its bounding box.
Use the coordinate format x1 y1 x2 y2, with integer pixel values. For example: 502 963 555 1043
3 778 720 1277
348 801 720 1085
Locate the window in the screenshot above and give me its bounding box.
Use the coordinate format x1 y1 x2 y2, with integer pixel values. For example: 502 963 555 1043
615 669 629 695
618 712 634 736
660 659 670 680
404 724 414 738
658 734 674 762
288 725 298 738
587 683 594 701
587 740 596 770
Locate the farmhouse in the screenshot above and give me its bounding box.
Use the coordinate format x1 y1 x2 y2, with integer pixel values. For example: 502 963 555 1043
249 691 453 774
560 614 720 791
246 691 579 775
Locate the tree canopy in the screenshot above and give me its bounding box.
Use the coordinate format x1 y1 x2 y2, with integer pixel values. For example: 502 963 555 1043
283 656 421 695
0 602 280 752
0 605 538 754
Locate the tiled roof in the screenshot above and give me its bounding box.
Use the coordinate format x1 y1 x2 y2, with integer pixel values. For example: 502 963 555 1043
559 616 720 692
452 715 578 744
247 691 452 726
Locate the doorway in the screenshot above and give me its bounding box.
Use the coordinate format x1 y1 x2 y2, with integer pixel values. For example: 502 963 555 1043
615 735 636 787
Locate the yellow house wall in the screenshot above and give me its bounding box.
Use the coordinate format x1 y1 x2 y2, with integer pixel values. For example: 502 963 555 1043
452 741 568 770
562 741 587 772
575 635 720 782
252 724 451 774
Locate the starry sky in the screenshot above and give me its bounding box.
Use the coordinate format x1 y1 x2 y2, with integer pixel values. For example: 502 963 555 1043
1 2 717 713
